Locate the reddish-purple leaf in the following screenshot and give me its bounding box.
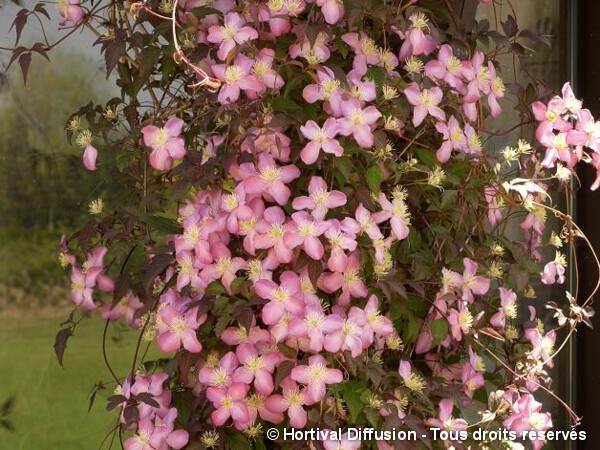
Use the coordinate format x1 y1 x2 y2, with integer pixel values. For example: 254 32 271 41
54 327 73 367
10 9 29 45
34 3 50 20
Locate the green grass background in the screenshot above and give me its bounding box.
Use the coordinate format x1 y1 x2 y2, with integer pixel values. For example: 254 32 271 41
0 315 157 450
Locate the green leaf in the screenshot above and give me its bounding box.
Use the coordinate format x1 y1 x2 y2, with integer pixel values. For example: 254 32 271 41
366 166 383 192
143 215 182 234
339 380 370 423
430 319 449 346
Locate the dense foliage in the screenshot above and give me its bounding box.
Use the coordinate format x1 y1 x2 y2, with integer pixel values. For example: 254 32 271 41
5 0 600 449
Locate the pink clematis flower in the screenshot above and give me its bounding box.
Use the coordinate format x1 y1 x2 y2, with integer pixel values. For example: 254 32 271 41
207 12 258 60
264 378 308 428
324 220 357 272
524 328 556 367
284 211 329 260
490 287 517 329
427 399 468 431
254 206 293 264
316 0 344 24
198 352 239 388
323 316 364 357
337 98 381 148
291 355 343 404
299 119 343 164
200 243 247 294
372 192 411 241
243 153 301 205
397 14 438 61
456 258 490 303
540 253 566 285
435 115 466 163
142 118 186 171
404 83 446 127
503 394 552 450
254 271 304 325
83 144 98 171
348 294 394 347
251 48 284 93
213 54 263 105
425 44 468 93
156 305 206 353
288 308 343 353
58 0 84 26
124 408 188 450
318 252 368 306
292 176 347 220
207 384 250 427
232 343 279 395
323 432 361 450
302 67 343 116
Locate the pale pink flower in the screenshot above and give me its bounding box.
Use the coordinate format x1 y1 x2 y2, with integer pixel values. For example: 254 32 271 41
198 352 239 388
318 252 368 306
156 305 206 353
254 206 293 264
207 384 250 427
141 118 186 171
316 0 344 24
291 355 343 404
427 399 468 431
435 116 466 163
200 244 247 294
100 292 144 328
221 322 271 346
348 294 394 347
323 316 364 357
490 287 517 329
292 176 347 220
213 57 263 105
289 32 331 64
254 271 304 325
337 98 381 148
323 432 361 450
461 364 484 398
404 83 446 127
284 211 329 260
372 192 410 240
232 343 279 395
503 394 552 450
207 12 258 60
264 378 308 428
124 408 188 450
456 258 490 302
302 67 343 116
425 44 468 93
58 0 84 26
341 32 381 74
243 153 301 205
83 144 97 171
324 220 357 272
299 119 343 164
397 16 438 60
288 308 343 353
251 48 284 93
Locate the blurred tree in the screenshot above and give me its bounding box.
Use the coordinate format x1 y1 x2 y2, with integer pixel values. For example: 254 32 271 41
0 52 114 230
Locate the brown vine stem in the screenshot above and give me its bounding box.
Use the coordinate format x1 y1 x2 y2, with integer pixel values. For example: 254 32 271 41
471 337 580 425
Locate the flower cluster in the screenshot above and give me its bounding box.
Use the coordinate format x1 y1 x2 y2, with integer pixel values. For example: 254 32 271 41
47 0 599 448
